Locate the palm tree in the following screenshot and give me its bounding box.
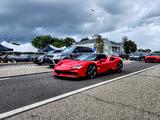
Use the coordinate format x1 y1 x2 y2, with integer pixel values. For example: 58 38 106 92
93 34 104 53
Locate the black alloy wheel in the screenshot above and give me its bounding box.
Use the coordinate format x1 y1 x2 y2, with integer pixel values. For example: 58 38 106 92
116 61 123 73
86 64 97 79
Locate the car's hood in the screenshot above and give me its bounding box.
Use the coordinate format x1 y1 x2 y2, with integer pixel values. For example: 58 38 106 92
55 59 89 70
146 56 159 58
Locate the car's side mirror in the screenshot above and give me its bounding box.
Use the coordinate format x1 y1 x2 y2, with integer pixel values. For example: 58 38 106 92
110 57 115 61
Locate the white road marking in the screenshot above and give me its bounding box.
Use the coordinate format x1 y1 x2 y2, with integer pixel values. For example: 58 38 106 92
0 64 159 119
0 78 10 81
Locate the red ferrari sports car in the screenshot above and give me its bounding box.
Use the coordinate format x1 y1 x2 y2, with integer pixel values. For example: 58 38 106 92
54 54 123 79
144 53 160 63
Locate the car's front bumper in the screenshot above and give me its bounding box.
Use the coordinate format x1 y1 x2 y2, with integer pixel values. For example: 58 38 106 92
54 69 86 78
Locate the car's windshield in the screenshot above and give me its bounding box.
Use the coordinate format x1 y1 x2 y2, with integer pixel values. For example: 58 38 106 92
63 47 75 53
47 50 61 54
74 54 97 61
149 53 160 56
131 52 143 56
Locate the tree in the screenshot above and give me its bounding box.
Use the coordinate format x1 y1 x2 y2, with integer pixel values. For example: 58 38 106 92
138 48 144 52
63 37 75 47
144 49 151 53
32 35 76 49
32 35 53 49
123 38 137 54
94 34 104 53
122 36 128 53
53 39 64 48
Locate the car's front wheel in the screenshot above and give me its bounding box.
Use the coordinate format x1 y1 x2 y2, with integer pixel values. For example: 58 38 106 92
116 61 123 73
86 64 97 79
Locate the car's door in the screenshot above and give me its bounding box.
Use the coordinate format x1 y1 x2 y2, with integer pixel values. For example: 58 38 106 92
95 55 110 73
108 56 118 69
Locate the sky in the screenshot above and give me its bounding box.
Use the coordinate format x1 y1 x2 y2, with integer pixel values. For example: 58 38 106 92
0 0 160 50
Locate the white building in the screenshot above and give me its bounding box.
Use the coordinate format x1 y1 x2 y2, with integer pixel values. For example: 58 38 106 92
73 38 123 55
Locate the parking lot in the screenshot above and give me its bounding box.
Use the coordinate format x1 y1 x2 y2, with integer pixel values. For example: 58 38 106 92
0 64 52 78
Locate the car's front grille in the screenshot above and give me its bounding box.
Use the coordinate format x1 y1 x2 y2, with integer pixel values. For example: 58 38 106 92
55 70 77 75
147 58 156 61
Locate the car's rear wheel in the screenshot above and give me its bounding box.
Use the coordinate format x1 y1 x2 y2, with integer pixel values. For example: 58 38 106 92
86 64 97 79
116 61 123 73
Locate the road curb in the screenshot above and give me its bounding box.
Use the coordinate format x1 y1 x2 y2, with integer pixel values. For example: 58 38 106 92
0 62 34 67
0 64 159 119
0 71 52 79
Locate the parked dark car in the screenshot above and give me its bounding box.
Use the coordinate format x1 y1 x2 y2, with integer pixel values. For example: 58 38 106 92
14 54 33 62
50 46 94 65
35 50 62 65
129 52 145 61
112 52 129 60
1 55 18 63
119 53 129 60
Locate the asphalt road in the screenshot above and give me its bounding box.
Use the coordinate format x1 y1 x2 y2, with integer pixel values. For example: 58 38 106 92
0 61 158 114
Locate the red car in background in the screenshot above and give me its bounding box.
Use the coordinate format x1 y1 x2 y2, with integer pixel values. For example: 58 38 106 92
54 54 123 79
144 53 160 63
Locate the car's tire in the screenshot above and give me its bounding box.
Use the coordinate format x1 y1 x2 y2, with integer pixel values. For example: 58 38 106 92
86 64 97 79
145 59 148 63
116 61 123 73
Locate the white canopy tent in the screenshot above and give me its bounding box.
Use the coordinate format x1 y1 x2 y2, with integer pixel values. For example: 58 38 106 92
16 43 38 53
1 41 19 52
0 41 38 53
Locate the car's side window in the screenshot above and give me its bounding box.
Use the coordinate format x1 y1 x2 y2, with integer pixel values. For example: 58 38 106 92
73 47 80 53
82 47 93 52
78 47 85 52
73 47 93 53
96 55 106 60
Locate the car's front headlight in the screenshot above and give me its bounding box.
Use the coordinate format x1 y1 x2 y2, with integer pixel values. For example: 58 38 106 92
135 56 139 58
71 65 83 69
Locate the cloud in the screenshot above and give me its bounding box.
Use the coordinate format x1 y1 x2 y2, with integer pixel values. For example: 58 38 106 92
0 0 160 50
